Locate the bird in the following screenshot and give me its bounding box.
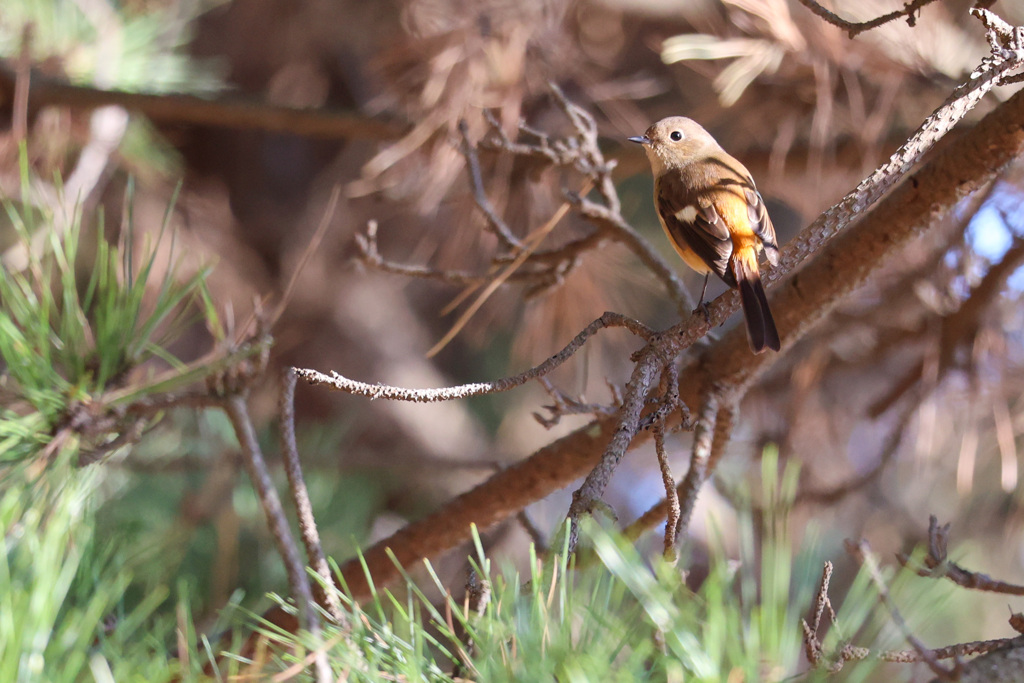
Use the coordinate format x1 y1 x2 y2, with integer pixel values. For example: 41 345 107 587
629 116 781 353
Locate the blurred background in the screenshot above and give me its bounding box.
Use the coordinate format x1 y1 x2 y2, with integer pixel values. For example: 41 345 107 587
2 0 1024 674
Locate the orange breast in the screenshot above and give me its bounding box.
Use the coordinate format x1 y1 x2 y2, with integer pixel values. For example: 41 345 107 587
656 213 713 274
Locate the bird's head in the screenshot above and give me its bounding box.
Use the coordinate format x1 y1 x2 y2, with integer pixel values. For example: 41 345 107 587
628 116 720 176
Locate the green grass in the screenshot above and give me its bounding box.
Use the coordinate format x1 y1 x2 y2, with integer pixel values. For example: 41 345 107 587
237 453 892 682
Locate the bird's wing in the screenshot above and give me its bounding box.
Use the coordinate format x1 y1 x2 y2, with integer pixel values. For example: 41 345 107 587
656 172 734 283
742 185 779 266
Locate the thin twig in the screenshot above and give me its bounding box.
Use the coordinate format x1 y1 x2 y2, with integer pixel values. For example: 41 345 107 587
279 369 347 624
515 510 548 553
638 361 690 432
270 186 341 329
674 392 724 540
533 377 618 428
794 0 943 38
427 184 591 358
899 516 1024 595
355 220 541 287
458 119 523 251
12 26 31 143
566 348 663 553
798 400 916 504
847 539 957 679
625 392 726 544
223 396 319 635
652 423 680 562
547 83 622 216
802 562 835 668
296 311 653 402
811 562 837 635
805 584 1016 673
571 196 695 316
903 638 1020 662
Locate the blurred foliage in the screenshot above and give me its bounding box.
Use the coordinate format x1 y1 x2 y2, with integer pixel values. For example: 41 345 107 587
0 0 225 93
95 407 388 619
0 451 198 681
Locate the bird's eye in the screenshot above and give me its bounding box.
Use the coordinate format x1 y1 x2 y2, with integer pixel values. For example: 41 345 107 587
669 131 683 142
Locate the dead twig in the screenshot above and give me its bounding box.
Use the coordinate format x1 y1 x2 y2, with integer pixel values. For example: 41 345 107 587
458 118 524 251
847 538 958 679
533 377 619 429
674 394 731 540
899 516 1024 596
515 510 548 554
355 220 551 287
566 346 664 553
794 0 944 38
798 400 916 505
426 187 589 358
269 186 341 329
803 549 1023 676
224 394 327 679
802 562 852 672
279 369 347 624
638 361 690 432
652 423 680 562
296 311 654 402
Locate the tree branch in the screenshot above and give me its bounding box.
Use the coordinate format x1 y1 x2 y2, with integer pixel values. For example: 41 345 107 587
0 64 404 140
899 516 1024 596
279 369 346 624
295 311 654 402
323 80 1024 603
794 0 943 38
674 394 730 540
223 396 319 634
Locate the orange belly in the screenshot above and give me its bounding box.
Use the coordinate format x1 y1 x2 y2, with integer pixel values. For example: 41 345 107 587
657 215 713 275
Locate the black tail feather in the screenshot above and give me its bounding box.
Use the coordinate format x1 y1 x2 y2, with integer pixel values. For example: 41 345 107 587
732 257 780 354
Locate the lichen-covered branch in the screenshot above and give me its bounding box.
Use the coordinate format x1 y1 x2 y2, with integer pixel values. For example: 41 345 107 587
296 311 653 402
279 369 346 624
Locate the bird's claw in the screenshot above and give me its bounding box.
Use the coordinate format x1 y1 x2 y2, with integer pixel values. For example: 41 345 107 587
693 301 711 325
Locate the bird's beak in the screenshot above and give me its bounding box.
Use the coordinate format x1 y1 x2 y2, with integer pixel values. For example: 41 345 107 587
628 135 650 145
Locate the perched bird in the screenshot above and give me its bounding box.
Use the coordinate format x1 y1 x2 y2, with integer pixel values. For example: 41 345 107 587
629 117 781 353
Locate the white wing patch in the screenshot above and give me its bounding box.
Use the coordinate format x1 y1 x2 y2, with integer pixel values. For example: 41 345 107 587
674 205 698 223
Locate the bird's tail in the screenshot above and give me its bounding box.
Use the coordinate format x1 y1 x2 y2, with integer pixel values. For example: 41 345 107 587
732 249 780 354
